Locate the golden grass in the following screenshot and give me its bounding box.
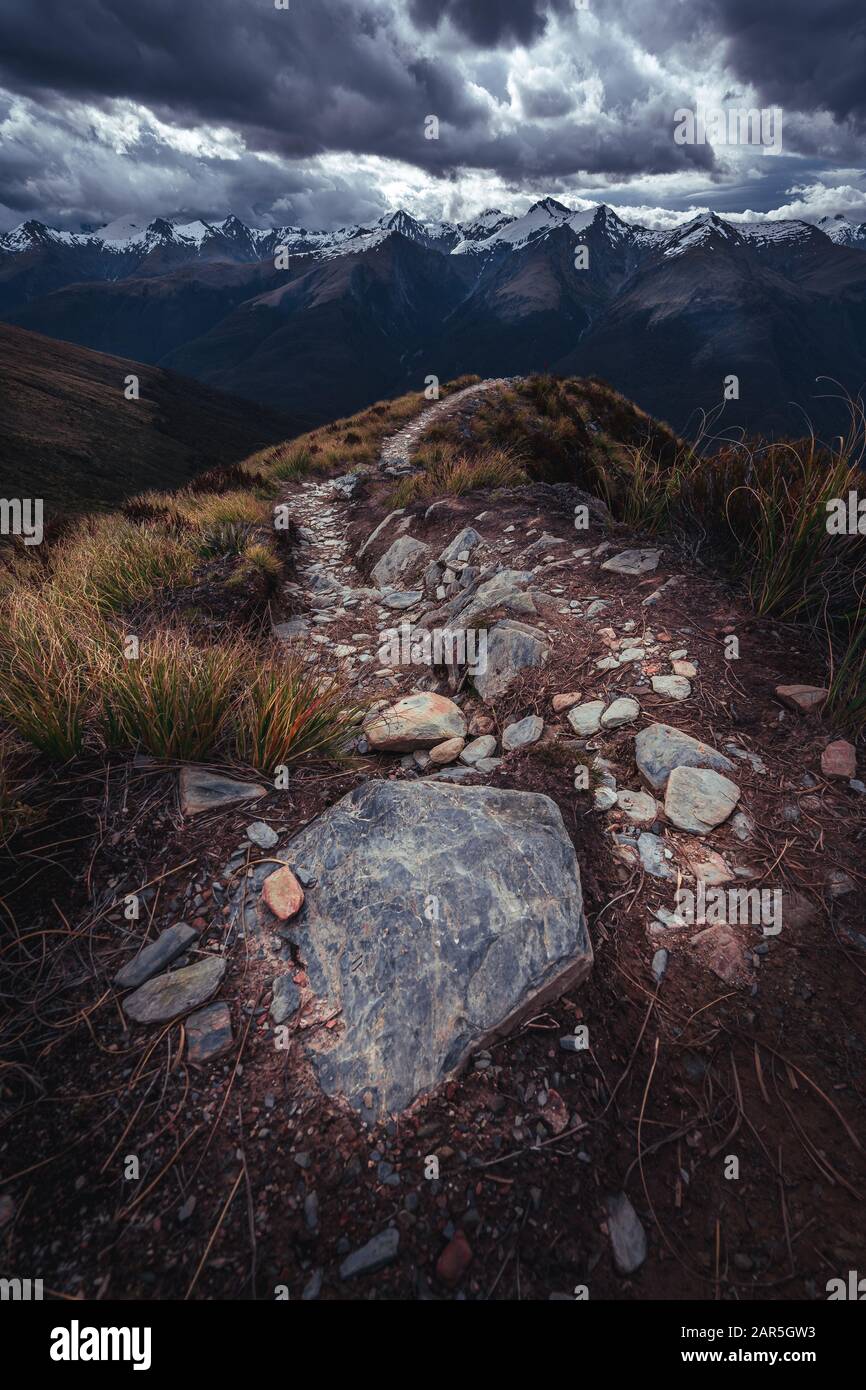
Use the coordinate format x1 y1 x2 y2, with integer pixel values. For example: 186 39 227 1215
233 656 359 771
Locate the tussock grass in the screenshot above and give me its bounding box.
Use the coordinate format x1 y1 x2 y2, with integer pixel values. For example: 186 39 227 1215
0 587 98 758
0 737 34 846
234 657 358 771
98 629 241 760
50 515 197 613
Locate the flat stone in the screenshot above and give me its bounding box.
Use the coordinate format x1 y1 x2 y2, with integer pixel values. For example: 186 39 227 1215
247 821 278 849
775 684 828 714
379 588 423 609
365 693 466 752
471 619 550 703
179 767 266 818
651 675 691 701
186 1002 234 1064
114 922 199 990
601 548 661 576
552 691 582 713
568 700 605 737
615 790 656 825
672 660 697 678
635 723 735 792
665 766 741 833
822 740 856 779
371 536 431 588
273 617 309 640
474 757 502 773
340 1227 400 1280
122 956 226 1024
502 715 544 751
600 697 640 729
594 786 617 811
256 781 591 1115
438 527 483 566
270 973 301 1024
357 509 408 559
606 1192 647 1274
428 736 465 766
690 926 752 987
636 832 677 880
460 735 496 765
262 864 305 920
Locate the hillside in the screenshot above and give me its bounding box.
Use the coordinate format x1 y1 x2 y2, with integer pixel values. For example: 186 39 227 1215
0 323 301 515
1 374 864 1302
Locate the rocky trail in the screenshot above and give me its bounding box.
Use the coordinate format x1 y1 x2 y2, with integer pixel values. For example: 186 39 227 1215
3 380 865 1303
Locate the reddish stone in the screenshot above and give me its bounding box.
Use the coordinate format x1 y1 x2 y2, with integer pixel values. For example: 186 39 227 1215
775 684 828 714
436 1230 473 1286
262 864 304 920
821 739 856 779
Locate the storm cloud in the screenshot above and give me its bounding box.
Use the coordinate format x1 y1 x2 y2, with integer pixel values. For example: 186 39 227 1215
0 0 862 231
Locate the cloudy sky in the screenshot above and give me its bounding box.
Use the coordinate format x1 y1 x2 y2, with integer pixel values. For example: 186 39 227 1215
0 0 864 233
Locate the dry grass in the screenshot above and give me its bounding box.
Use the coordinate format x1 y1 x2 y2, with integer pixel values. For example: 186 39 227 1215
391 444 528 506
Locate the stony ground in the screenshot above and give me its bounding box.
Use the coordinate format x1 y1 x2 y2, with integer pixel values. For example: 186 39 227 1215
2 381 865 1302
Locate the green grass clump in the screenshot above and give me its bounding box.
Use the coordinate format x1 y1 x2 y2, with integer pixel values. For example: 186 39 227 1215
234 657 358 772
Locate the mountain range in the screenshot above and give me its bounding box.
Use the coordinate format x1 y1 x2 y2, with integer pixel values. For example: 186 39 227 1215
3 199 866 438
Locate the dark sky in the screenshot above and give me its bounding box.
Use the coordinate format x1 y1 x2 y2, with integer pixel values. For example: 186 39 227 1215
0 0 864 231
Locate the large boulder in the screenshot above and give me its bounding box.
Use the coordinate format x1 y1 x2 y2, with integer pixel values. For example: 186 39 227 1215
472 619 550 703
371 535 431 588
634 723 735 792
364 692 466 751
247 781 592 1115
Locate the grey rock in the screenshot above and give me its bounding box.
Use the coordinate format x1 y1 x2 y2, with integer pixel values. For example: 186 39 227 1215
601 548 661 576
365 692 466 752
340 1227 400 1280
273 617 309 641
634 723 735 792
606 1191 647 1274
593 786 617 812
665 766 741 833
255 780 591 1115
585 600 609 618
302 1268 323 1300
474 757 502 773
114 922 199 990
186 1002 234 1064
332 472 362 498
379 588 424 610
651 674 691 701
568 701 605 737
600 697 640 729
179 767 267 818
122 956 226 1024
270 974 301 1024
460 735 497 765
651 949 669 982
357 509 408 559
472 619 550 703
502 715 544 751
372 536 431 588
247 821 279 850
439 527 483 567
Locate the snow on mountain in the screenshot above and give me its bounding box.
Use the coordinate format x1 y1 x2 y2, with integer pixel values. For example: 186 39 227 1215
817 214 866 249
4 203 864 267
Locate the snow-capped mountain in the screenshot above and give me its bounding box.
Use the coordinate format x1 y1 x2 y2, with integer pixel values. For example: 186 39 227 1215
2 197 864 442
817 213 866 249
